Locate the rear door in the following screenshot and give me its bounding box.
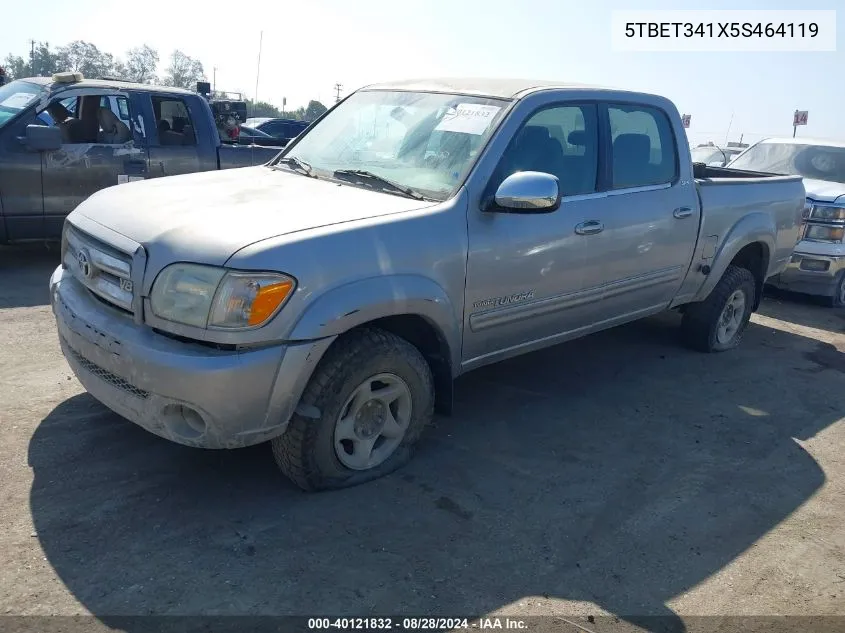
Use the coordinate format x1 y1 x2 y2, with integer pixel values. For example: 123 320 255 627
585 102 699 319
41 92 146 238
146 94 202 177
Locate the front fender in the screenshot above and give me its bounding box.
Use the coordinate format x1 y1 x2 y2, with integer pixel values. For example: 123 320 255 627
693 211 775 303
287 274 462 370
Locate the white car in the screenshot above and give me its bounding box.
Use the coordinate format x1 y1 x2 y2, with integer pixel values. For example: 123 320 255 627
729 137 845 305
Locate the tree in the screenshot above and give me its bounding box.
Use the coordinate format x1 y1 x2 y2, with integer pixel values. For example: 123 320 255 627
124 45 159 84
56 40 116 78
244 99 282 118
162 50 205 90
304 100 328 122
3 41 59 79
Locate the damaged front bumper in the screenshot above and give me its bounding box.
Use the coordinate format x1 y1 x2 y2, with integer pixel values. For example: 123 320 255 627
767 250 845 298
50 265 333 449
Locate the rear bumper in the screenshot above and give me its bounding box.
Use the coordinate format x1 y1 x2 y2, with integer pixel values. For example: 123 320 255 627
767 251 845 298
50 265 334 449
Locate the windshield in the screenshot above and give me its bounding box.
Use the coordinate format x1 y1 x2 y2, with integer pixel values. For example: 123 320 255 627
691 147 724 164
275 90 509 200
0 80 45 130
728 141 845 184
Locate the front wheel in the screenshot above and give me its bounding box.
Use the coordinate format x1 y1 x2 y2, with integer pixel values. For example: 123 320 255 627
681 265 756 353
825 272 845 308
271 328 435 491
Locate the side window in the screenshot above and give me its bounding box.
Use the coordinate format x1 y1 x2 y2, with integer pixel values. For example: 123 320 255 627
608 105 677 189
493 104 598 197
152 97 196 146
100 96 131 126
264 122 286 137
96 95 133 144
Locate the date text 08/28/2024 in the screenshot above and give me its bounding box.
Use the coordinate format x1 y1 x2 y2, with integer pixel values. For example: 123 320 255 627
307 617 529 630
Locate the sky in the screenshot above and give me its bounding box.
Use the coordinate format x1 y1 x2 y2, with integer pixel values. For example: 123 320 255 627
4 0 843 147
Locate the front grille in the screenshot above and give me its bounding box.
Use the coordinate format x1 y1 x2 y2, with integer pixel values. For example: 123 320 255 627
64 226 135 314
64 341 150 400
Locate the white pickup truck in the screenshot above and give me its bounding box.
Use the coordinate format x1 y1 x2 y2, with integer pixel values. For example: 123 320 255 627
727 137 845 305
50 78 806 490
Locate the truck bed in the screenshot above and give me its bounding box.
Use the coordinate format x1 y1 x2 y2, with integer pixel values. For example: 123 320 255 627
694 167 805 283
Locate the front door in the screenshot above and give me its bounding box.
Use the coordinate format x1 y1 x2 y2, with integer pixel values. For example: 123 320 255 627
0 114 44 241
463 103 604 365
41 93 147 239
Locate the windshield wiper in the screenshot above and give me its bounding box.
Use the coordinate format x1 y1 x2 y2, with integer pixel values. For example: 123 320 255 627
332 169 425 200
274 156 315 177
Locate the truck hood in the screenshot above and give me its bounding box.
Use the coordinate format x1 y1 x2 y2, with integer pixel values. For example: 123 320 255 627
803 178 845 204
71 166 436 266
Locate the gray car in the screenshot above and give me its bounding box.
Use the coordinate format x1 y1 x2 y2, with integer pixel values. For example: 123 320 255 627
49 78 806 490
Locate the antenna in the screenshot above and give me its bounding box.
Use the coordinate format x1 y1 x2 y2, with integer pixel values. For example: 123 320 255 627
334 82 343 103
724 111 734 145
253 31 263 115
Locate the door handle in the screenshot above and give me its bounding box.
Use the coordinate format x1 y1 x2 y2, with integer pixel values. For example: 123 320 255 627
574 220 604 236
673 207 694 219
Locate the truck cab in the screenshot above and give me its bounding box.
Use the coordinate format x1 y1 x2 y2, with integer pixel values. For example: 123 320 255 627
0 73 282 244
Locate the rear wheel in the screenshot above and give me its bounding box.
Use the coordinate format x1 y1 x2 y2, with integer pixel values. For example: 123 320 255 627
271 328 434 491
681 265 756 353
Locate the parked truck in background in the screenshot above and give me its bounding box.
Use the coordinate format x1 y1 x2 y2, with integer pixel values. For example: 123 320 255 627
726 137 845 305
50 78 805 491
0 73 284 243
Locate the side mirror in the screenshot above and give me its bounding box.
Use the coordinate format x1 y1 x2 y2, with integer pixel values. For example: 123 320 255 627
492 171 561 212
24 124 62 152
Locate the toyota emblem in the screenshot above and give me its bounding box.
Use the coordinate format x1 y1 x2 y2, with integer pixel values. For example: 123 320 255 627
77 248 93 279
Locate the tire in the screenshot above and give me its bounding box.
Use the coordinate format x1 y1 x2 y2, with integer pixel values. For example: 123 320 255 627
681 265 756 353
825 272 845 308
271 327 435 492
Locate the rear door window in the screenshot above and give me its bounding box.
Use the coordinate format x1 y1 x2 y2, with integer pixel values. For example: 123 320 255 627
608 104 677 189
152 97 196 146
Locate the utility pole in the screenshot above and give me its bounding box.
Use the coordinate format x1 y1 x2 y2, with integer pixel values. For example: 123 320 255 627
334 82 343 103
213 66 217 94
29 39 36 75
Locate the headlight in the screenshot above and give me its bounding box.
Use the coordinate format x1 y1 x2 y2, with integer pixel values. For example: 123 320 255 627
804 224 845 243
808 205 845 221
208 272 295 328
150 263 295 329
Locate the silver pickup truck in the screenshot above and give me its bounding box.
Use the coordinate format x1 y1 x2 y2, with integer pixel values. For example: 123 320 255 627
49 78 805 491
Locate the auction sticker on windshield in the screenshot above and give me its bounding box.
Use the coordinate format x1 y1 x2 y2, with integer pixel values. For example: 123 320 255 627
435 103 501 135
0 92 37 109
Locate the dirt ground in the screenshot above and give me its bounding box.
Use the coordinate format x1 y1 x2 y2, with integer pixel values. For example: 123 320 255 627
1 245 844 630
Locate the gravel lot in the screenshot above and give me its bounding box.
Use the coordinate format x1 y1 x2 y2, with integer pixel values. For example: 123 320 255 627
1 245 844 630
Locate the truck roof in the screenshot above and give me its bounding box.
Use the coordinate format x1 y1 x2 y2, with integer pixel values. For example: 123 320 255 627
21 75 195 96
362 77 626 100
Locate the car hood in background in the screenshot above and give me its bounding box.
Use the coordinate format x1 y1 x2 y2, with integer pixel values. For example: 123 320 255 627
803 178 845 204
